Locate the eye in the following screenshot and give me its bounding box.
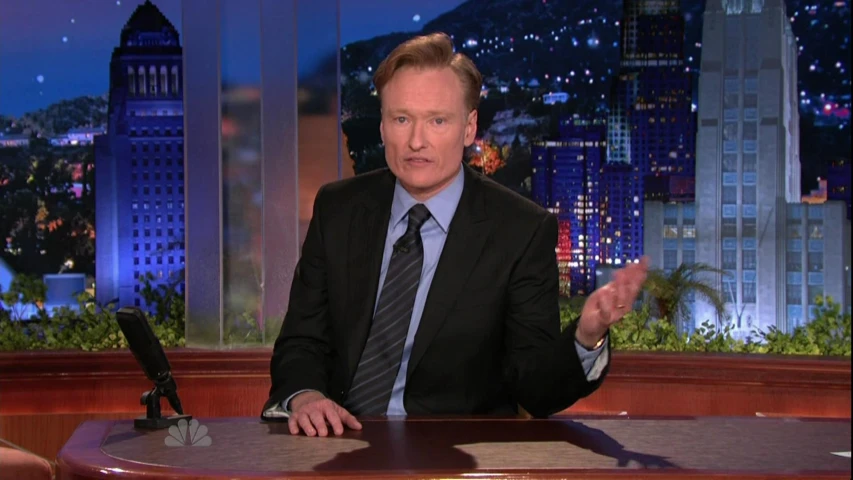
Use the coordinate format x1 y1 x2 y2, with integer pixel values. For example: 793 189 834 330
434 117 446 125
395 116 408 124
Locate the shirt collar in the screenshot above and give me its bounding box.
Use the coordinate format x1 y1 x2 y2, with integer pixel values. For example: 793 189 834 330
390 163 465 233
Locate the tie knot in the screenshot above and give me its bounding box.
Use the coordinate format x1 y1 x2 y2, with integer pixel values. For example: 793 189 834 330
406 204 431 233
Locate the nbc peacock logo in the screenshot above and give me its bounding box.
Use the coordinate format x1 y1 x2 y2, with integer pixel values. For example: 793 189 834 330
164 419 212 447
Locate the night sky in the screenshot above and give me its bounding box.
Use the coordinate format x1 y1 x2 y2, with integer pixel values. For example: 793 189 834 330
0 0 465 117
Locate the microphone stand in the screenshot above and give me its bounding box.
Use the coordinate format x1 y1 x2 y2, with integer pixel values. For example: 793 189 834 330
134 383 192 429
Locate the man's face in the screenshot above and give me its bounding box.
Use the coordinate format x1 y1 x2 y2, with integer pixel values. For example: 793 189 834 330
380 66 477 201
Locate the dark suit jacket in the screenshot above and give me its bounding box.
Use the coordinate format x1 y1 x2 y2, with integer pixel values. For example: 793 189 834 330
262 164 608 418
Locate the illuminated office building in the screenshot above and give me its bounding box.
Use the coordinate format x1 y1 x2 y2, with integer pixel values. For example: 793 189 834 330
531 116 606 296
645 0 851 336
95 1 186 309
605 0 697 266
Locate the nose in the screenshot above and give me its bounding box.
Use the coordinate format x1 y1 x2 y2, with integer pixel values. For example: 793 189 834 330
407 121 426 151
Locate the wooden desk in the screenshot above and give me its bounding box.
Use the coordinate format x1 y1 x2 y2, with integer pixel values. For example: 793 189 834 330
56 416 851 479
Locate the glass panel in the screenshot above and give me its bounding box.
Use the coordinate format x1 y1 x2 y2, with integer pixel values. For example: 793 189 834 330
743 185 756 204
807 252 823 271
808 285 823 305
184 0 225 345
808 205 824 219
722 154 738 172
221 0 264 345
743 282 756 303
722 249 737 269
742 153 756 172
786 285 802 304
743 250 756 269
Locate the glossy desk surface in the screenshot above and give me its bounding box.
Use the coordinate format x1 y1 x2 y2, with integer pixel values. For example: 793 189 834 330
56 415 851 479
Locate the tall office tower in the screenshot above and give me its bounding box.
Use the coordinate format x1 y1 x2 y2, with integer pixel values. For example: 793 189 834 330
95 0 186 310
531 116 606 296
605 0 697 265
695 0 801 333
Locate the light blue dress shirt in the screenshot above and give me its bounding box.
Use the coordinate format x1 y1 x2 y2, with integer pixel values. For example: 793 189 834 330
269 164 608 418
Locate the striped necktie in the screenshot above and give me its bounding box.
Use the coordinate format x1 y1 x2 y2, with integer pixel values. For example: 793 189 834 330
345 203 432 415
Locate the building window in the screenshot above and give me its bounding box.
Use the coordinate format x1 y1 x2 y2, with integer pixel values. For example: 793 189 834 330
664 250 678 269
786 251 801 271
722 217 737 237
722 249 737 269
742 154 756 172
808 285 823 305
722 186 737 203
683 225 696 238
743 250 756 270
722 154 738 173
786 284 802 304
743 185 756 204
724 77 740 93
743 217 757 237
743 282 756 303
808 223 823 239
808 252 823 272
682 250 695 265
723 280 736 303
723 122 738 142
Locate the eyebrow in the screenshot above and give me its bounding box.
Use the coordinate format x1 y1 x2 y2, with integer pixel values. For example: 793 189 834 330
385 109 454 117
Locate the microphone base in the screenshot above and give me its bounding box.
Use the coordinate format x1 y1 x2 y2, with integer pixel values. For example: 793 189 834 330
133 386 192 430
134 414 193 430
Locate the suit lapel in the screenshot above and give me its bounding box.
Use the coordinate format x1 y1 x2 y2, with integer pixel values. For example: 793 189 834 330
407 165 492 380
345 170 395 378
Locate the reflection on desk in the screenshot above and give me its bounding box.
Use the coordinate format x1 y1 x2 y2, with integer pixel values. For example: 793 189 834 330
57 415 852 479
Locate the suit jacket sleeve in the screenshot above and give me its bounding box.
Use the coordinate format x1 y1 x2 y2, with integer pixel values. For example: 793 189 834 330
503 211 609 418
262 184 334 413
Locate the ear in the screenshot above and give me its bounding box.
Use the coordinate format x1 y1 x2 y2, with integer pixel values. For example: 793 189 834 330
464 109 478 147
379 109 385 145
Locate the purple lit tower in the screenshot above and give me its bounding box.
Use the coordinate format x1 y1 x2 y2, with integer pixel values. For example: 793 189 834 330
603 0 697 266
95 1 185 310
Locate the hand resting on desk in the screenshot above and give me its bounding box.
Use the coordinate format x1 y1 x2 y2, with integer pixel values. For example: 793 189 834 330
288 391 362 436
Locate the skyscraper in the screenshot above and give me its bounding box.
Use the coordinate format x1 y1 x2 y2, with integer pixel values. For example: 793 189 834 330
531 116 605 296
604 0 697 265
95 1 185 310
684 0 849 334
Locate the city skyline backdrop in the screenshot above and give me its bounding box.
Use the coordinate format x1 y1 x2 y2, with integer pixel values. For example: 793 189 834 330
0 0 466 117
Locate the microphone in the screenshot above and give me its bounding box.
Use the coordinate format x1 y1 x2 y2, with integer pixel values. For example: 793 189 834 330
117 307 190 428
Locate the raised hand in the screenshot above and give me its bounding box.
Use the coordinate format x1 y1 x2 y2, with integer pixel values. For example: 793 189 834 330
577 256 650 347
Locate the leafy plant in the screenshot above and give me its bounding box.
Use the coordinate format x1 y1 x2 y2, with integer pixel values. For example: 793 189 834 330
0 275 185 352
560 294 850 357
642 262 729 333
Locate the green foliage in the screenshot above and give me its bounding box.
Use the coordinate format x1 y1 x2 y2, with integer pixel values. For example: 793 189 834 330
642 263 729 333
560 295 851 357
0 275 184 352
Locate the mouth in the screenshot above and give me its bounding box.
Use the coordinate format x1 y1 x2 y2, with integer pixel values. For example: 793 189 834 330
405 157 432 164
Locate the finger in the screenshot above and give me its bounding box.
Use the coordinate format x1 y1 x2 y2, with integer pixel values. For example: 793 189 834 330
324 407 345 436
288 416 300 435
309 410 329 437
339 408 363 431
597 288 615 323
297 414 317 436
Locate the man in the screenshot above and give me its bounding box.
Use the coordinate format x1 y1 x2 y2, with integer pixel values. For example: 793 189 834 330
261 32 648 437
